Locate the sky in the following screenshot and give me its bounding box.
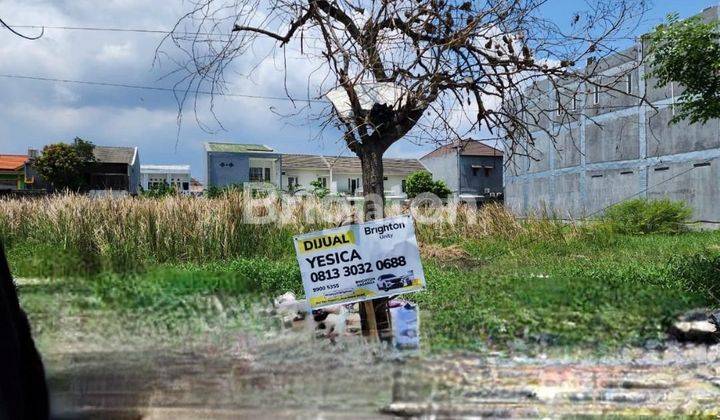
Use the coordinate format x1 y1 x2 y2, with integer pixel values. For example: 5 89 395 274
0 0 717 181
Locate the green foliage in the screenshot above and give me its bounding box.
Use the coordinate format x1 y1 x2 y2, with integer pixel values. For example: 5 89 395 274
141 182 177 198
287 182 303 194
205 183 243 198
33 137 96 191
309 179 330 198
7 194 720 352
602 198 692 235
667 251 720 297
647 14 720 124
405 171 452 199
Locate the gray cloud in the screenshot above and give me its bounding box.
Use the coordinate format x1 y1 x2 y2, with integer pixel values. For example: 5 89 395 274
0 0 451 181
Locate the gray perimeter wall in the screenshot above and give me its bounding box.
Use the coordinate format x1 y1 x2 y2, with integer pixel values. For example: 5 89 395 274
505 6 720 223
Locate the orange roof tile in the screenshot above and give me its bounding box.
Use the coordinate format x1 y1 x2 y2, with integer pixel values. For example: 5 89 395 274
0 155 28 171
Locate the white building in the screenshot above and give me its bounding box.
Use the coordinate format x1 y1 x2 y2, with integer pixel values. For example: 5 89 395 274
282 154 424 198
140 165 192 193
282 154 426 198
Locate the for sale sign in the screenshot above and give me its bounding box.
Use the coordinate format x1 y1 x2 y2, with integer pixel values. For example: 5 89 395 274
293 215 426 309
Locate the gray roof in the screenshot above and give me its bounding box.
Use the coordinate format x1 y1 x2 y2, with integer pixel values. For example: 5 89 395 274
421 140 503 160
282 154 329 170
205 142 274 153
325 156 425 176
93 146 136 164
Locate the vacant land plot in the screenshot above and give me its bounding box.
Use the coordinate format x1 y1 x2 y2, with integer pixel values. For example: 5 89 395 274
3 193 719 352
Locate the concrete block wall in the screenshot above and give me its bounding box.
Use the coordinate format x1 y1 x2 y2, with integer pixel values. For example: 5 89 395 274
504 6 720 223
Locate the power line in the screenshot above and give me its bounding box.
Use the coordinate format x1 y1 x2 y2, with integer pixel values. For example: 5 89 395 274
9 24 200 36
7 23 639 42
0 73 325 103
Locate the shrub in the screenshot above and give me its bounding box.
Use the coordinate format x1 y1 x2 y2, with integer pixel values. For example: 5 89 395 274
666 252 720 297
405 171 452 199
205 183 243 198
141 182 177 198
309 179 330 198
603 198 692 234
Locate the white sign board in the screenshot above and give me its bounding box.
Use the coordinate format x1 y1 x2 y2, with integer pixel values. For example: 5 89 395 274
293 215 426 309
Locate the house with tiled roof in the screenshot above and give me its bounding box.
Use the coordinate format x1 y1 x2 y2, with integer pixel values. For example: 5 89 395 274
421 140 504 199
204 141 427 198
0 154 30 190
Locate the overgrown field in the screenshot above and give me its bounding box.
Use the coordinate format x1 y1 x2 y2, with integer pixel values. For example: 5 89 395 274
2 194 719 351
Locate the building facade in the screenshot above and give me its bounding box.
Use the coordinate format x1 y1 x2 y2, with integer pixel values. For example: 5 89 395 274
505 6 720 223
204 142 426 198
205 143 282 188
0 155 30 190
141 165 192 193
88 146 141 195
421 140 504 199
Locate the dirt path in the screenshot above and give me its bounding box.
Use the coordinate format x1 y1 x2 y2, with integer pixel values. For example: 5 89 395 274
44 328 720 419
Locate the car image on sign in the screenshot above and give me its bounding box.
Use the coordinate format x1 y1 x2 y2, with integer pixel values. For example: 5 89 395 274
376 271 414 292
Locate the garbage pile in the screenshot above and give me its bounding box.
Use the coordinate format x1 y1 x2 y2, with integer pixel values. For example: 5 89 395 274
271 292 420 349
668 308 720 344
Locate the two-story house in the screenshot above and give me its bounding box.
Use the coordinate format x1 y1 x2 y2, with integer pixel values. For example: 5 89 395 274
420 140 504 199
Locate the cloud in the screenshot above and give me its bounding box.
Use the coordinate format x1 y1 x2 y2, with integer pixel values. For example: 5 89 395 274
0 0 449 181
96 42 135 63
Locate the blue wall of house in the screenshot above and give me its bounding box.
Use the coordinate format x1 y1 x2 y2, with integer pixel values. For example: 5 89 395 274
458 155 504 195
206 152 251 187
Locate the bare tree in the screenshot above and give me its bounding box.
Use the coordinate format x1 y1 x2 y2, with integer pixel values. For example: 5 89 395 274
162 0 649 336
163 0 648 207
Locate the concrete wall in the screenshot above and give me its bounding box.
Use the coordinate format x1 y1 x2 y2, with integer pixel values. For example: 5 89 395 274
128 150 140 195
420 151 459 193
504 6 720 223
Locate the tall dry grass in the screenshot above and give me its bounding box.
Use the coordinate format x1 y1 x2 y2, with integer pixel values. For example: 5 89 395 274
0 193 570 270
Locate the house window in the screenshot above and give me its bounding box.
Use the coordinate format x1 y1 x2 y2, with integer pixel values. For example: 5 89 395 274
593 85 600 105
484 167 492 177
182 182 190 191
288 176 297 188
264 167 271 182
472 167 479 176
249 167 263 182
401 179 406 193
317 177 327 188
626 73 633 94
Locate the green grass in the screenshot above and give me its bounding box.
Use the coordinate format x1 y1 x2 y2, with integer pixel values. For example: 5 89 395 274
13 227 720 352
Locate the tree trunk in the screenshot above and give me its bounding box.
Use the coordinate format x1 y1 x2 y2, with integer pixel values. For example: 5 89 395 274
357 144 392 341
359 145 385 219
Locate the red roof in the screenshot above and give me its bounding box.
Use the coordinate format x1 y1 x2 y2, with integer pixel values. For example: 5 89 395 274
0 155 28 171
421 140 503 160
